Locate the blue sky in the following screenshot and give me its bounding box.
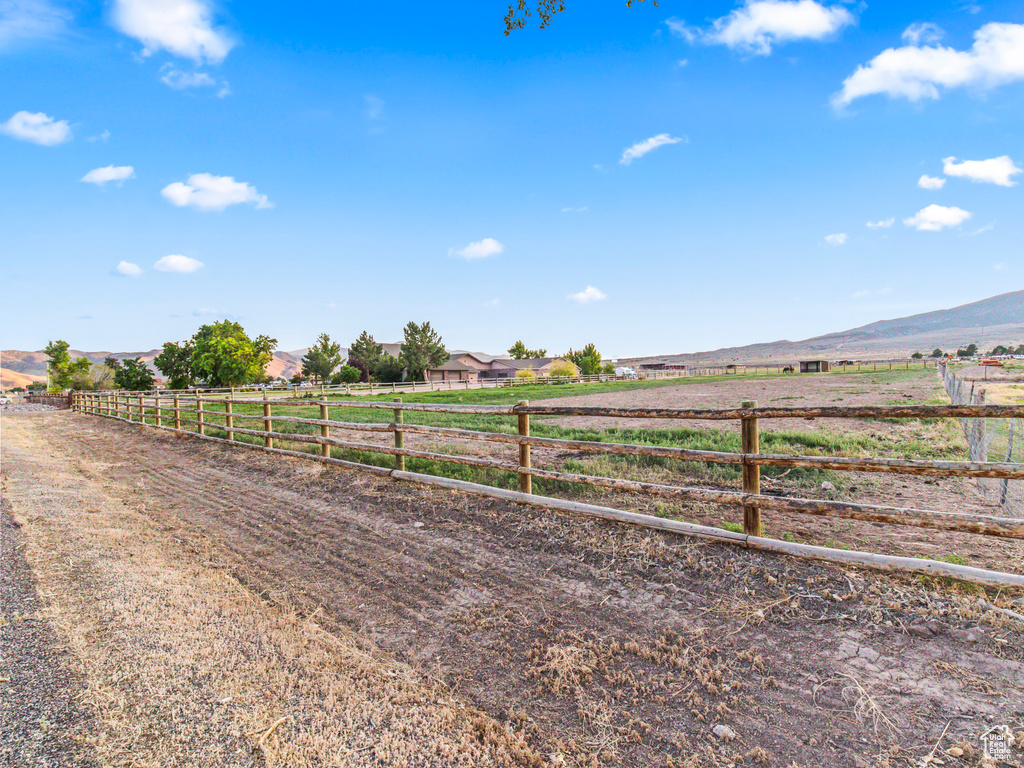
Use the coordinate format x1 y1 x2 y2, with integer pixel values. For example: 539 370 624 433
2 0 1022 357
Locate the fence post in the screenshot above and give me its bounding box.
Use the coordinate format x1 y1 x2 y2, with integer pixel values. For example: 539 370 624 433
320 402 329 457
741 399 761 536
155 393 161 427
225 399 234 441
197 394 205 436
1001 419 1016 506
137 394 143 423
394 397 404 471
173 394 180 431
264 393 273 448
518 400 531 494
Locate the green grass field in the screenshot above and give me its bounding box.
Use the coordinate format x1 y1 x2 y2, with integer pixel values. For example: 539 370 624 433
149 368 963 497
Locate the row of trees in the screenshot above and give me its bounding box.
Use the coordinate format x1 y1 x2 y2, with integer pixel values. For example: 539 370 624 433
917 343 1024 359
344 322 448 383
42 321 611 392
41 341 156 392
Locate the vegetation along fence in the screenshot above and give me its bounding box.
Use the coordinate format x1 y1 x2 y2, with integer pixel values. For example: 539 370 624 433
940 362 1024 515
71 389 1024 589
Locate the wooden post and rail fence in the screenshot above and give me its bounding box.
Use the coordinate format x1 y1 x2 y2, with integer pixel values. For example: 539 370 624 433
67 389 1024 588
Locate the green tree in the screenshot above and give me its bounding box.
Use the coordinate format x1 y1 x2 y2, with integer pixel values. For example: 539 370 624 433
399 321 448 381
43 340 91 391
154 342 196 390
69 361 115 391
508 340 547 359
911 352 924 359
602 362 615 374
375 354 405 383
27 381 47 391
191 321 277 387
930 348 944 358
113 358 156 391
564 343 602 376
301 333 343 384
504 0 656 35
330 366 361 385
347 331 384 382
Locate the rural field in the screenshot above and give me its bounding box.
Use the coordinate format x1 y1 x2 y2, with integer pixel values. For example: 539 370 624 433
3 369 1024 767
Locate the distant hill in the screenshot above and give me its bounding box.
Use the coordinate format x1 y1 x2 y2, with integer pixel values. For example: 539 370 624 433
619 290 1024 366
1 348 315 389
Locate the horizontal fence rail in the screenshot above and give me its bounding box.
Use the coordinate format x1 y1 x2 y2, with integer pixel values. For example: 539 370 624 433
68 388 1024 588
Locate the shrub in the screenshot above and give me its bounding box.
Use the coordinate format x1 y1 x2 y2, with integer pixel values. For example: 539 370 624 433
548 362 577 379
515 368 536 379
331 366 361 385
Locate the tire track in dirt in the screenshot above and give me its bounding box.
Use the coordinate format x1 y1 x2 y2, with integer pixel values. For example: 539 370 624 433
40 413 1024 767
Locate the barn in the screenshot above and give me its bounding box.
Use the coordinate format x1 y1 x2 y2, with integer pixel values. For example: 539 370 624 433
799 360 830 373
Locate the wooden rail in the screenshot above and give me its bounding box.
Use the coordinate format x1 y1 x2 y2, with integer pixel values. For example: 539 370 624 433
69 389 1024 587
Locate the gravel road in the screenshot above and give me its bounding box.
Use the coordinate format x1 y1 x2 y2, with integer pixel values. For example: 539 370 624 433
0 499 96 767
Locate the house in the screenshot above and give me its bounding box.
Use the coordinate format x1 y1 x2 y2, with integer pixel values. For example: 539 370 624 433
443 351 580 379
447 351 509 379
799 360 830 373
492 357 580 378
426 359 479 383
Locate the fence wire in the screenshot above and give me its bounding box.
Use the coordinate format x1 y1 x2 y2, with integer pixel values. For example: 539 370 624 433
940 363 1023 516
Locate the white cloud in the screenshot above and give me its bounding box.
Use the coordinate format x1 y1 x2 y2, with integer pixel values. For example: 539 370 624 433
87 129 111 142
114 260 143 276
670 1 855 56
161 173 272 211
902 22 943 46
994 262 1006 271
160 65 216 89
824 233 847 245
834 22 1024 107
620 133 686 165
81 165 135 186
866 218 894 228
561 206 588 213
852 289 870 298
918 174 945 190
112 0 233 64
483 298 500 308
155 254 204 273
904 204 972 231
0 110 71 145
0 0 71 49
569 285 607 304
450 238 504 260
943 155 1021 187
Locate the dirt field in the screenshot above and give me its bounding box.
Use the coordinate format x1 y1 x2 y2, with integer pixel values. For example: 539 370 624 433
3 407 1024 767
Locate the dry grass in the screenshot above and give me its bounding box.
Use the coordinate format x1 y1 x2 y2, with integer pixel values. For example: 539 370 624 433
3 416 546 768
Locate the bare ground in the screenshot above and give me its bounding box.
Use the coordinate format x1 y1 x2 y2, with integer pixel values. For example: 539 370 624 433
2 409 1024 767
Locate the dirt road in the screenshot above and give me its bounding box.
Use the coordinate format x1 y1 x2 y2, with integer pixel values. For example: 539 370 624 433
2 410 1023 767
